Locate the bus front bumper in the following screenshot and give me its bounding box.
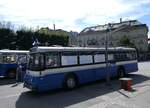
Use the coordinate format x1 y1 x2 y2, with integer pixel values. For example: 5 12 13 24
23 81 37 91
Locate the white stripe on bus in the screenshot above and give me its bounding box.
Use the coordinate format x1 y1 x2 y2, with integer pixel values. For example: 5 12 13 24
116 60 137 65
27 60 137 77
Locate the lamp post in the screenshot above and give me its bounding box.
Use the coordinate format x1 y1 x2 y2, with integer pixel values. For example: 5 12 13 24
105 23 112 85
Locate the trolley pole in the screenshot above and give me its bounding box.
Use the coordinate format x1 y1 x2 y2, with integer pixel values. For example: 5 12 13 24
105 23 111 85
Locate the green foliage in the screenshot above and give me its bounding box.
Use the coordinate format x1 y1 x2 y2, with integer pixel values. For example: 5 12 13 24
37 28 69 46
119 36 136 48
0 28 16 49
0 23 69 50
16 29 34 50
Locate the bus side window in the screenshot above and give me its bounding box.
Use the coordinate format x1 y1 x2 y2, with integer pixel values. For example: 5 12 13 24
94 53 105 63
3 55 16 63
125 52 137 61
126 53 135 60
79 52 93 65
132 52 137 60
115 53 126 61
108 54 114 61
0 55 2 63
61 52 78 66
45 53 60 68
126 53 131 60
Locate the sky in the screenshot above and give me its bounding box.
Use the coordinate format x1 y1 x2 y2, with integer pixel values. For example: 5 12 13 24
0 0 150 35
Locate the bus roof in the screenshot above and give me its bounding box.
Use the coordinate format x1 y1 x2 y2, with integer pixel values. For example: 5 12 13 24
30 46 136 53
0 49 29 54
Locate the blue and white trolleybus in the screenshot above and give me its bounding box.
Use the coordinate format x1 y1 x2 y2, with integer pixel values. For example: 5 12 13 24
24 46 138 92
0 49 29 78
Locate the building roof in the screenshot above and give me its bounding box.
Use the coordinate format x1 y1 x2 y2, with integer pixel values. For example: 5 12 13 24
79 20 147 35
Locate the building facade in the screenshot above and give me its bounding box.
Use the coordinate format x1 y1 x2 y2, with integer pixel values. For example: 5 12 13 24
68 31 78 46
77 20 149 52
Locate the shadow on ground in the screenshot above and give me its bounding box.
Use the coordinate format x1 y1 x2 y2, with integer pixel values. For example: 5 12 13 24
0 78 16 85
15 73 150 108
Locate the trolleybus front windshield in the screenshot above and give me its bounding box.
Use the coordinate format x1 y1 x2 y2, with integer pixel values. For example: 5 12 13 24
28 53 44 71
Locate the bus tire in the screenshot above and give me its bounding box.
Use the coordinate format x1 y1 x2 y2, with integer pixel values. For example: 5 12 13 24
64 74 78 90
7 69 16 78
117 67 125 78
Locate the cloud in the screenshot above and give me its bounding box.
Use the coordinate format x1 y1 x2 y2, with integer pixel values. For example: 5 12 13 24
0 0 150 32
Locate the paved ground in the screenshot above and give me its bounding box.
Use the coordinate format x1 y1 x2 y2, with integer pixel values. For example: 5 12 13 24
0 62 150 108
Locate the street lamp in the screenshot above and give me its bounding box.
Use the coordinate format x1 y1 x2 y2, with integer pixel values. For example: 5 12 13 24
105 23 112 85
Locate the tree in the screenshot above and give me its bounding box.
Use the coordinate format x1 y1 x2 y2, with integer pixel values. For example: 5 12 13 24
37 27 69 46
0 22 69 50
0 21 14 29
0 28 16 49
16 29 34 50
119 36 136 48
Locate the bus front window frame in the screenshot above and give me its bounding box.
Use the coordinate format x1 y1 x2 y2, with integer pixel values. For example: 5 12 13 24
28 53 44 71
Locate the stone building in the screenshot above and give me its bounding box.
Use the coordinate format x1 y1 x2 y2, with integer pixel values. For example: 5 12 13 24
77 20 149 52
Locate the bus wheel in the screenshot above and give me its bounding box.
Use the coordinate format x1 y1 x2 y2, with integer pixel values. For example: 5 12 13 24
64 74 77 90
118 67 125 78
7 70 16 78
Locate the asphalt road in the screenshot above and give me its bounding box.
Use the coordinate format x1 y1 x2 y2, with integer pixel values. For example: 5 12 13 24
0 62 150 108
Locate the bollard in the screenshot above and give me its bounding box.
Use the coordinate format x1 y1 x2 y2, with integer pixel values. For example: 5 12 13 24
119 78 132 91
